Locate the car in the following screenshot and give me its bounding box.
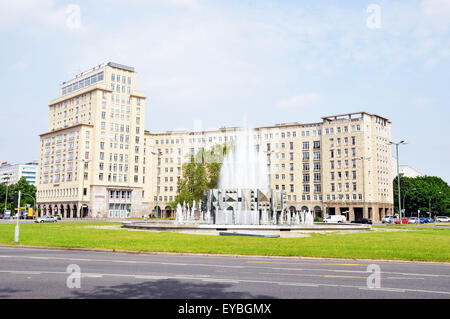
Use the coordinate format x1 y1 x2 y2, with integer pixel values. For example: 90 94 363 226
408 217 420 224
323 215 346 223
34 215 58 223
351 218 372 224
382 215 395 224
419 218 428 224
436 216 450 222
394 217 409 224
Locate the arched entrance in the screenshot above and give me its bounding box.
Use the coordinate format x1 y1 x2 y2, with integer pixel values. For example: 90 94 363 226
164 206 172 218
289 206 296 213
154 206 161 218
73 204 77 218
60 205 64 218
314 206 322 218
82 205 88 218
301 206 309 212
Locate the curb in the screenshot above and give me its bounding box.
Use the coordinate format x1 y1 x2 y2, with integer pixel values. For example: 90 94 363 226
0 244 449 265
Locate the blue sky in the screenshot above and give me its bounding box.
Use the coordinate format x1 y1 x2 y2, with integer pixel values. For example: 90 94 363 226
0 0 449 183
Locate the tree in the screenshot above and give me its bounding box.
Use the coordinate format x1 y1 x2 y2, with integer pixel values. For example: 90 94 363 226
394 175 450 217
170 143 230 208
1 177 36 213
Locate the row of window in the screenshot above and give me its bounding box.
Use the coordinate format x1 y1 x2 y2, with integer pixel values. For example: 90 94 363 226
61 71 104 96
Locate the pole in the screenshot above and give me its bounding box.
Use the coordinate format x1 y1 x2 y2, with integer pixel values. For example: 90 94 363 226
4 179 8 214
395 144 402 224
15 191 20 242
362 157 367 219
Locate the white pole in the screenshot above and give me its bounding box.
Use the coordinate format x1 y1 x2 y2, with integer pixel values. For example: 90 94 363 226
15 190 21 242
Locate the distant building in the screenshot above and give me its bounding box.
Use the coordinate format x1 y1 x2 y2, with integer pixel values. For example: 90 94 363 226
392 157 423 179
0 161 38 185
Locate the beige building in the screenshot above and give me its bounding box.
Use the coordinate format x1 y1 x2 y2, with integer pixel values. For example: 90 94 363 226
146 112 394 222
37 62 148 218
36 62 393 222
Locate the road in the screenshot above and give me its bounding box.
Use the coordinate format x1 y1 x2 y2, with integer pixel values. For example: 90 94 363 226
0 247 449 299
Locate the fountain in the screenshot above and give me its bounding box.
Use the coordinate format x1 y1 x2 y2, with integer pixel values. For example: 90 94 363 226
123 121 371 234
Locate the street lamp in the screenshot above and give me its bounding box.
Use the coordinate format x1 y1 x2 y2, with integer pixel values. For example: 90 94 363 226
151 151 163 218
403 188 417 217
431 191 442 226
81 159 91 219
356 157 370 219
21 192 36 219
388 140 407 224
266 150 274 218
3 173 12 216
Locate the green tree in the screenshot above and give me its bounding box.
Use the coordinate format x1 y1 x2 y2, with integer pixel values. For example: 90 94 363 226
171 143 230 208
1 177 36 213
394 175 450 217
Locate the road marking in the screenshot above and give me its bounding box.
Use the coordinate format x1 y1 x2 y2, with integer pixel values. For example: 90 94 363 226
278 282 320 287
247 261 364 266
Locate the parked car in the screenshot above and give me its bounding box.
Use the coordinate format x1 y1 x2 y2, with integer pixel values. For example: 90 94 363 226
351 218 372 224
35 215 58 223
323 215 346 223
419 218 428 224
382 215 395 224
394 217 409 224
436 216 450 222
408 217 420 224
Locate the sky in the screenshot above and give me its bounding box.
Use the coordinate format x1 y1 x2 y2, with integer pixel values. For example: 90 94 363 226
0 0 449 183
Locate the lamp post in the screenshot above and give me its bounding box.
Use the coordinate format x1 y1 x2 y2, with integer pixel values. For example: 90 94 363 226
431 191 442 226
356 157 370 220
151 151 163 218
14 191 21 242
3 173 12 215
21 193 36 219
403 188 417 217
266 150 274 219
388 140 407 224
81 159 90 219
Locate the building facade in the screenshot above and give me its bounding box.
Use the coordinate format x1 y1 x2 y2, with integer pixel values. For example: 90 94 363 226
36 62 148 218
0 162 38 186
36 63 393 222
145 112 394 222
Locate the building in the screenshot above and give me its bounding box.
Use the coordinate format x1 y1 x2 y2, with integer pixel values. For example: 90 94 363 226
391 158 423 179
36 62 148 218
36 62 394 222
0 161 38 186
146 112 394 222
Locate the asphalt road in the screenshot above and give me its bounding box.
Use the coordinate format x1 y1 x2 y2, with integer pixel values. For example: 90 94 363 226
0 247 449 299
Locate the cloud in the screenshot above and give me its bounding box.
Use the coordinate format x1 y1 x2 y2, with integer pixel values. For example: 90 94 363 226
277 93 322 109
0 0 84 31
11 61 27 71
421 0 450 31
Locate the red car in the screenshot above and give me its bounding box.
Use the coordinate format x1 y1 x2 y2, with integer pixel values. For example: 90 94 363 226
394 217 409 224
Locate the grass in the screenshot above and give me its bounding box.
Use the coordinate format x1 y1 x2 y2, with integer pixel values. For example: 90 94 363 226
0 222 449 262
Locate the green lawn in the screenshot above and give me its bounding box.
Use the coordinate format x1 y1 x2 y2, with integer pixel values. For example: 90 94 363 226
0 222 449 262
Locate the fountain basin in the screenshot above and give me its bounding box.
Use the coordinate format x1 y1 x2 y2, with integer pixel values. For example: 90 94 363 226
122 221 371 233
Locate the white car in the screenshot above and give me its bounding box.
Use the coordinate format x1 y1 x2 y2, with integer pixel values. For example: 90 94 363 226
35 215 58 223
382 215 395 224
436 216 450 222
323 215 346 223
